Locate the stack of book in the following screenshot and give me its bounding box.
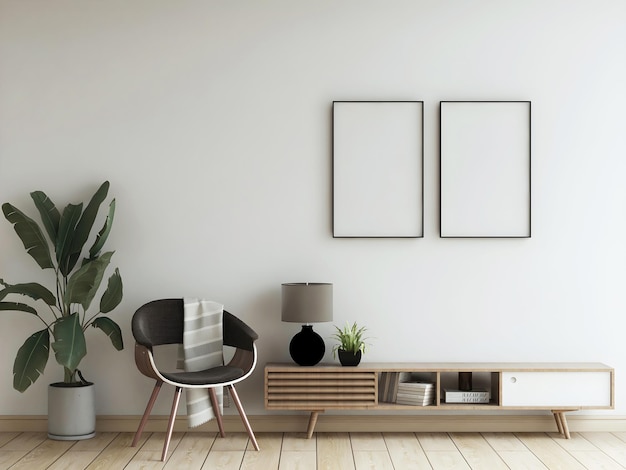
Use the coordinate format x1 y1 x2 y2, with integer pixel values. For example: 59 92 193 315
395 381 435 406
444 389 490 404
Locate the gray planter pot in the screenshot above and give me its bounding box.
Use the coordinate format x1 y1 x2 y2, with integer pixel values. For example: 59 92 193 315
48 382 96 440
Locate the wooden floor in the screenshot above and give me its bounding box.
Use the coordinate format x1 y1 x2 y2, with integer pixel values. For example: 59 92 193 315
2 431 626 469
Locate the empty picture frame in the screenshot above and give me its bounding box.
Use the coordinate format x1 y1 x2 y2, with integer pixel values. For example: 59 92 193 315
440 101 531 238
333 101 424 238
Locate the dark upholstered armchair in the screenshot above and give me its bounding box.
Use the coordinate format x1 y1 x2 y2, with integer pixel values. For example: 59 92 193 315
130 298 259 461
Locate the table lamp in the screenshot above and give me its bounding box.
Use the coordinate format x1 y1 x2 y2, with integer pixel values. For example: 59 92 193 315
281 282 333 366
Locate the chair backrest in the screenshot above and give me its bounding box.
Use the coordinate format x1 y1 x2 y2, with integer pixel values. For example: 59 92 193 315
132 298 258 351
132 298 184 347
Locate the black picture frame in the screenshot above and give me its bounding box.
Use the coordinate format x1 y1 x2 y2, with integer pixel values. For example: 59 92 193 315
440 101 531 238
332 101 424 238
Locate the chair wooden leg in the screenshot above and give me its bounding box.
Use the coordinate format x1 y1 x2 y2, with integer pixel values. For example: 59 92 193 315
132 381 163 447
162 387 182 461
209 388 226 438
228 385 259 451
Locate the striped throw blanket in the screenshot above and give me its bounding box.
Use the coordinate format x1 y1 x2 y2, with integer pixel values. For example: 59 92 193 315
180 298 224 428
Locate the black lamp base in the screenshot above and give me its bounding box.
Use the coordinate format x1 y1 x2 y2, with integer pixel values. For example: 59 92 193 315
289 325 325 366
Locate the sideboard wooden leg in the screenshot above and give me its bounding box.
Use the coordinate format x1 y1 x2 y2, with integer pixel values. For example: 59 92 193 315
306 411 322 438
553 411 564 435
559 412 571 439
552 410 571 439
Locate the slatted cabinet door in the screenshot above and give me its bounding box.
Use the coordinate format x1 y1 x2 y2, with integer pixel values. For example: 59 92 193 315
266 367 377 410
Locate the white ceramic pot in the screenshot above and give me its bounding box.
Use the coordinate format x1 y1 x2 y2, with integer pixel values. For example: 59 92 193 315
48 382 96 440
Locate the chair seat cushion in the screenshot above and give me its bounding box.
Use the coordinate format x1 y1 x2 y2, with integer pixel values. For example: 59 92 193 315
161 366 245 385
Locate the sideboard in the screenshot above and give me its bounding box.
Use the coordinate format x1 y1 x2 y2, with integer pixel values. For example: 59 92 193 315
264 362 614 438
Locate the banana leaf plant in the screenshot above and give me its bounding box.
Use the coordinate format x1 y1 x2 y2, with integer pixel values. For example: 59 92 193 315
0 181 123 392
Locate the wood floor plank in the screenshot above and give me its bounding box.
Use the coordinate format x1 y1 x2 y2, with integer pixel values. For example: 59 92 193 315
425 450 471 469
549 432 599 452
516 432 587 470
569 450 625 470
210 432 247 451
482 432 527 451
47 451 101 470
139 432 185 452
417 433 457 451
279 450 316 470
8 438 76 469
282 432 316 451
450 432 508 470
70 432 118 451
383 432 432 469
1 431 47 450
125 450 166 470
317 432 355 470
0 450 29 468
497 450 549 469
86 432 149 469
0 432 20 447
350 432 387 451
162 432 215 469
580 432 626 467
353 450 395 470
200 450 244 470
240 432 282 470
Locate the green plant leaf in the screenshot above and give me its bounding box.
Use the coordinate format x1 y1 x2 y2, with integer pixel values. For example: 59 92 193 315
92 317 124 350
88 198 115 260
56 203 83 276
13 329 50 392
51 313 86 373
0 301 38 315
99 268 122 314
2 203 54 270
66 181 109 272
0 280 56 306
30 190 60 245
65 252 113 312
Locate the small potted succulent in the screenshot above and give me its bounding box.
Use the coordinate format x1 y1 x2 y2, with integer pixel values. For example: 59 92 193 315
331 322 369 366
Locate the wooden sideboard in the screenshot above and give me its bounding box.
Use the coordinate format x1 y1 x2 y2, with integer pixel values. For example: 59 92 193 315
264 362 614 438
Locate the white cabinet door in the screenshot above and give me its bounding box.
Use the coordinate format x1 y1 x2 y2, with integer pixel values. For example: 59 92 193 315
501 372 612 407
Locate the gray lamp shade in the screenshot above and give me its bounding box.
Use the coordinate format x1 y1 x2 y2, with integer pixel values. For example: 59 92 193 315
281 283 333 323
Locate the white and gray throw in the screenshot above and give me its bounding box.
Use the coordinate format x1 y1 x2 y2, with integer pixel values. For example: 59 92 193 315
179 298 224 428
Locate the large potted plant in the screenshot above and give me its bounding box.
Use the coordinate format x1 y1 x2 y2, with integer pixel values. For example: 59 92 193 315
0 181 123 440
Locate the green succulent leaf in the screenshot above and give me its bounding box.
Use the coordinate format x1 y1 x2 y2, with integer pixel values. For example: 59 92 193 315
65 252 113 312
51 313 86 373
99 268 122 314
30 191 60 245
13 329 50 392
88 198 115 260
0 301 38 315
2 203 53 269
92 317 124 350
0 280 56 306
332 322 369 356
66 181 109 272
56 203 83 276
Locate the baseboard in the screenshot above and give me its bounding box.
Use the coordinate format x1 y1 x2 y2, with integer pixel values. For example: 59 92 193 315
1 413 625 434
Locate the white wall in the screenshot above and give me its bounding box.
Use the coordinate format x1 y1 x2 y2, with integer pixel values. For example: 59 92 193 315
1 0 625 417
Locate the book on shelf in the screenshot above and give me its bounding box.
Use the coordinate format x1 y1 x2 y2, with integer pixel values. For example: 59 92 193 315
398 382 435 392
395 379 435 405
396 391 435 406
444 389 490 404
378 372 400 403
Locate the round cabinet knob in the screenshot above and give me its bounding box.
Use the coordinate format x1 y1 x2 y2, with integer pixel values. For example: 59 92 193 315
510 377 517 383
